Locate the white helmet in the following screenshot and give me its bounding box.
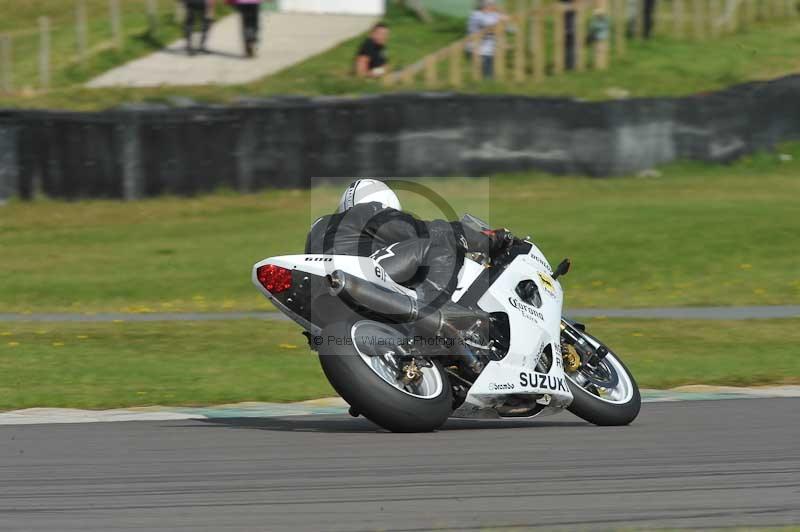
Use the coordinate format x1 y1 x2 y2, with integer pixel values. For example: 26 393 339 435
337 179 401 213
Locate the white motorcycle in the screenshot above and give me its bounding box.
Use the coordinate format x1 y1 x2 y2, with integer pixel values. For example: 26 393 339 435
252 214 640 432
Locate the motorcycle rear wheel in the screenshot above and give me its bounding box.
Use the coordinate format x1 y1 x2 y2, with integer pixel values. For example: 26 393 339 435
318 320 453 433
565 330 641 426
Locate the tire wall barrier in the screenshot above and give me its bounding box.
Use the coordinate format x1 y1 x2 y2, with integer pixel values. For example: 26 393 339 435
1 75 800 201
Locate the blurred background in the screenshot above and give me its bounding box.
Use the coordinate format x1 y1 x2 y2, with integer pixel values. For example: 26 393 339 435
0 0 798 411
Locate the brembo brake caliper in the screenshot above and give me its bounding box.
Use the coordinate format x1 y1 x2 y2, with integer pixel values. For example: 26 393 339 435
400 357 432 385
401 359 422 385
561 343 582 372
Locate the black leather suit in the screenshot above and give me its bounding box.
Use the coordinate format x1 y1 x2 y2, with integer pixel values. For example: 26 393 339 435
305 202 493 308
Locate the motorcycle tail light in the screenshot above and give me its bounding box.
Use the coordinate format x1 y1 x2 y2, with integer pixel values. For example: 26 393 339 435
257 264 293 294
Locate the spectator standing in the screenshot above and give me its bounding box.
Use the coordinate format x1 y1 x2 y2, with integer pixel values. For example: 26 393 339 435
466 0 509 80
184 0 214 55
643 0 656 38
560 0 576 70
587 7 611 44
355 23 390 78
229 0 265 58
625 0 636 36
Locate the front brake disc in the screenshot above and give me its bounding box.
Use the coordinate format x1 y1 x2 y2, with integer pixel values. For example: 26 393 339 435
578 359 620 389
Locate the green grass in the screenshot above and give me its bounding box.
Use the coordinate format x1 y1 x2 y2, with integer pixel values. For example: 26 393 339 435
2 6 799 110
0 318 797 410
0 0 193 92
2 144 799 314
0 320 334 410
0 0 162 33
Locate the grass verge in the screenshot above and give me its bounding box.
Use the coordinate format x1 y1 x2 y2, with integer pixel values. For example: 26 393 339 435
1 144 799 313
0 318 797 410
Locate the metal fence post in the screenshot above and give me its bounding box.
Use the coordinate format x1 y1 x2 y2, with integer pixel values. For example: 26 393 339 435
147 0 159 35
77 0 88 64
424 55 437 87
728 0 739 32
110 0 123 49
531 7 545 81
0 35 12 93
710 0 721 36
471 32 482 81
673 0 685 37
449 43 463 87
614 0 626 56
513 11 527 81
553 6 565 75
495 21 507 81
575 3 586 72
693 0 706 39
175 0 185 24
39 17 51 90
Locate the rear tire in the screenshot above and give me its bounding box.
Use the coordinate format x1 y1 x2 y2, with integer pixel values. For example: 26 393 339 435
318 321 453 433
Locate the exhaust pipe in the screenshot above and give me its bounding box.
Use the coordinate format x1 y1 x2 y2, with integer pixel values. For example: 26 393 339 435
328 270 418 320
328 270 489 373
327 270 449 336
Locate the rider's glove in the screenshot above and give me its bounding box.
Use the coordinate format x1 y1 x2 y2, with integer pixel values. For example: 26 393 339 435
482 228 515 257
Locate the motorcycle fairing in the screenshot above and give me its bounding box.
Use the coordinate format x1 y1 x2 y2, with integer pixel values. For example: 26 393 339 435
252 254 415 334
452 248 573 419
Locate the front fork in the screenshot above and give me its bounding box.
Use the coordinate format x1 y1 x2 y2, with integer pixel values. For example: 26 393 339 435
560 319 610 370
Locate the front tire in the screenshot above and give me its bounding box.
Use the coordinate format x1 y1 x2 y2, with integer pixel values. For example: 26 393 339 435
318 321 453 433
565 331 641 426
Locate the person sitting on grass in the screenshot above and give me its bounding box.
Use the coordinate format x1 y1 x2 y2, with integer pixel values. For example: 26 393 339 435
355 22 390 78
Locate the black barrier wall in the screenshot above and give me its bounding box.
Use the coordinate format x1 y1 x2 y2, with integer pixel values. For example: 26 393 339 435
2 75 800 200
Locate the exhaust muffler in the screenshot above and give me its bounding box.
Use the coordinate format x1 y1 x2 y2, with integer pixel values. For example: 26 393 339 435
327 270 450 336
328 270 489 373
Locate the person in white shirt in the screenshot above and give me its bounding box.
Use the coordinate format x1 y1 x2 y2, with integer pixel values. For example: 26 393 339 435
466 0 510 79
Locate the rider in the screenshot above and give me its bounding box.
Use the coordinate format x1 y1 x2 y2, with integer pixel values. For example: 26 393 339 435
306 179 510 305
305 179 512 373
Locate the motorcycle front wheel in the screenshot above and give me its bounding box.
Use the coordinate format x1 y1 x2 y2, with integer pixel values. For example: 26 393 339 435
318 320 453 433
564 328 641 426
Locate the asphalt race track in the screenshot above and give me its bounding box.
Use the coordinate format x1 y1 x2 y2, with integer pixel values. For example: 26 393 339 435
1 398 798 531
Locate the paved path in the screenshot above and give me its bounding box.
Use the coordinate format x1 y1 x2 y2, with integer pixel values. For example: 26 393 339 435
88 12 376 88
1 305 798 322
0 399 797 531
